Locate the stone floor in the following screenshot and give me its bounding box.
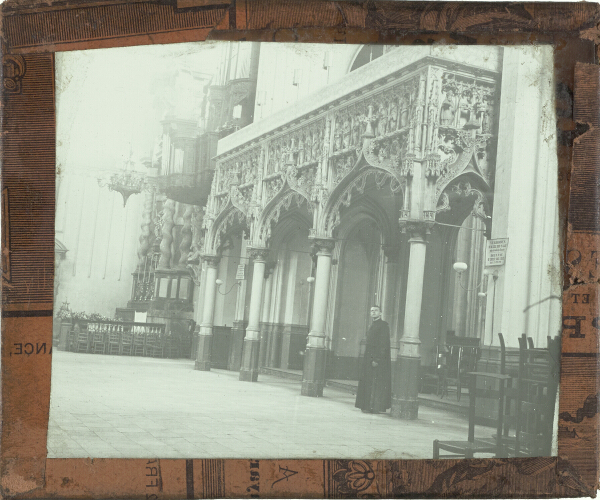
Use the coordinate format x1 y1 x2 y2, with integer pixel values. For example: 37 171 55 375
48 350 492 460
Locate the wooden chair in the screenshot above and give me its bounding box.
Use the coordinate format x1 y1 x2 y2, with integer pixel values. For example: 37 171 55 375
444 339 481 402
164 336 181 359
145 329 164 358
90 324 106 354
73 323 90 353
493 333 521 449
433 370 511 458
66 324 77 351
132 329 145 356
106 325 121 355
120 327 134 355
420 343 448 396
512 334 560 457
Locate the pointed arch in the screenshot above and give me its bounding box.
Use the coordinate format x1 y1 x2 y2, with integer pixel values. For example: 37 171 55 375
321 166 405 237
204 204 247 255
254 187 311 247
435 173 492 229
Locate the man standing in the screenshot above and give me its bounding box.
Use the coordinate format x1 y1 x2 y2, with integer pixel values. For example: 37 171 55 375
355 305 392 414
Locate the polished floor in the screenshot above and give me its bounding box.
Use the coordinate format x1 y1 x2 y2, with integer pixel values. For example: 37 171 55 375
48 350 488 459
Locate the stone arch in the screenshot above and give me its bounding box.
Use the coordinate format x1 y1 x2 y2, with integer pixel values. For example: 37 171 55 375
321 166 405 238
254 187 311 247
326 204 389 378
434 172 491 346
204 205 248 255
263 210 314 370
435 172 492 230
269 210 312 251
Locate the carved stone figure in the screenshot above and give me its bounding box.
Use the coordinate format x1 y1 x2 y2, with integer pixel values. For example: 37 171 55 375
477 96 491 133
440 89 457 127
298 135 305 165
304 135 312 163
377 103 388 137
274 145 282 171
342 116 351 150
351 116 361 147
459 90 474 126
399 95 409 128
334 117 342 151
312 130 321 160
378 144 388 163
388 100 398 133
390 138 400 157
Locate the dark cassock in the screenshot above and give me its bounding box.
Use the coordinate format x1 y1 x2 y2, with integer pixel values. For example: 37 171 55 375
355 318 392 413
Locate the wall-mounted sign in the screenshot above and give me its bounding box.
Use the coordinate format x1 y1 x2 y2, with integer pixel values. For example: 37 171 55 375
235 264 246 281
486 238 509 267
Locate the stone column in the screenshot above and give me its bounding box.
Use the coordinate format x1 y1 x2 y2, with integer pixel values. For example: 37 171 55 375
195 254 220 371
239 247 269 382
229 240 248 371
281 251 299 369
382 245 400 348
178 205 193 267
158 199 175 269
259 263 275 368
302 238 335 397
392 222 430 419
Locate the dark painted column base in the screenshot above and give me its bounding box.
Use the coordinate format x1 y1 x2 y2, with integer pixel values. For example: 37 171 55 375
229 320 246 371
258 322 271 368
239 338 260 382
301 347 327 397
194 335 212 371
391 355 420 419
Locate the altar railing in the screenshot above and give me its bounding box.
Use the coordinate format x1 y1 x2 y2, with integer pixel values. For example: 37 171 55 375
65 320 190 358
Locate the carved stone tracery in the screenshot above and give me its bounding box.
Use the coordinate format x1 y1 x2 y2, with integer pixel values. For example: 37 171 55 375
325 169 404 235
205 58 498 250
258 191 307 245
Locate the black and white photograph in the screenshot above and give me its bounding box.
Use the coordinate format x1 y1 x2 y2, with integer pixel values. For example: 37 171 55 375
50 41 561 460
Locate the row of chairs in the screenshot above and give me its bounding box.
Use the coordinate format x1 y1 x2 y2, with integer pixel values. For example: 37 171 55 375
433 332 560 458
68 323 184 358
425 334 481 401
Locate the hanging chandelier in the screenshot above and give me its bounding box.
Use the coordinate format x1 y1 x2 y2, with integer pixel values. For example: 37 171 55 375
98 150 148 207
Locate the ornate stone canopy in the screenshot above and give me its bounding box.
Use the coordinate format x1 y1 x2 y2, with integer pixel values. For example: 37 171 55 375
202 54 499 254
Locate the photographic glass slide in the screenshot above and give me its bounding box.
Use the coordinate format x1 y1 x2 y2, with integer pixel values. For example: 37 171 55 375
50 42 561 459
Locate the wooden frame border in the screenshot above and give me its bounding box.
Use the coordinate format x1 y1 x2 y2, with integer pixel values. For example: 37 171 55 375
2 1 599 497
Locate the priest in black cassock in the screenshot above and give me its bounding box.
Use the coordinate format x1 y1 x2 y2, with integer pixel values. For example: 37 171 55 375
355 305 392 414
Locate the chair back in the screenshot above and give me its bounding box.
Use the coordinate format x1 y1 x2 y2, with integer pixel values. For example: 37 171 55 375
515 335 560 456
108 326 120 343
498 333 520 376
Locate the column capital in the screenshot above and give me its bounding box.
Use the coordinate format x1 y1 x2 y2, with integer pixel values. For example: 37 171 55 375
309 237 336 256
398 219 435 239
247 247 269 262
201 254 221 268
